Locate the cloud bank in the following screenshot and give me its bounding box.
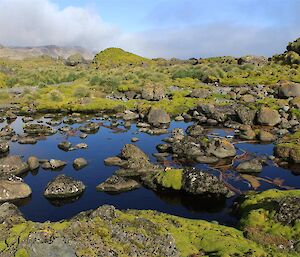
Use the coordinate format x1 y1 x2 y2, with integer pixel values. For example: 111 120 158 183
0 0 300 59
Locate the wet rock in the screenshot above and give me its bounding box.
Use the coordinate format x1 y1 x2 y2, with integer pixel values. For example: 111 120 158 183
207 138 236 158
58 141 72 151
182 168 234 197
0 174 32 201
23 123 56 135
141 83 165 101
0 125 15 139
75 143 88 149
79 133 88 139
79 122 100 134
0 155 29 175
104 156 125 167
147 108 170 127
96 175 140 193
73 158 88 170
278 81 300 98
131 137 139 142
42 159 67 170
186 124 204 137
22 116 34 123
195 156 219 164
123 110 139 120
258 130 277 142
236 106 256 125
239 125 256 140
0 141 9 153
172 128 184 141
44 174 85 199
59 125 72 132
28 156 39 170
257 107 281 126
236 159 263 173
18 137 37 144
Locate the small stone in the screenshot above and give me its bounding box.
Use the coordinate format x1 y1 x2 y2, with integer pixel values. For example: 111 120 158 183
73 158 88 170
131 137 139 142
236 159 262 173
28 156 39 170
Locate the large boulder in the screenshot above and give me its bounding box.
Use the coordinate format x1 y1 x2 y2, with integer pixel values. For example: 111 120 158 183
278 81 300 98
147 108 170 127
96 175 140 193
0 175 32 201
207 138 236 158
236 107 256 125
141 84 165 101
0 155 29 175
257 107 281 126
182 169 234 198
44 175 85 199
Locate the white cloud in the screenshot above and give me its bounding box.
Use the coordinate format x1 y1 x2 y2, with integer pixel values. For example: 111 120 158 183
0 0 120 50
0 0 299 59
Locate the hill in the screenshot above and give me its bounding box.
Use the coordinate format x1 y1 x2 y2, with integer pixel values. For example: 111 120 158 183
93 47 150 67
0 45 94 60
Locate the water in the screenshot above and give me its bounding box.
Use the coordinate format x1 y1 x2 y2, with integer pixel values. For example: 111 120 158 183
1 116 299 225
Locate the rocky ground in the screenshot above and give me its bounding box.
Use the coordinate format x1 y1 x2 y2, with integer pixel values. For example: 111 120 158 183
0 189 299 257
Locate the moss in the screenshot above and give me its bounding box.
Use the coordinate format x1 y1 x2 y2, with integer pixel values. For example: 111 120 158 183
155 169 183 190
239 189 300 249
15 248 29 257
0 241 7 252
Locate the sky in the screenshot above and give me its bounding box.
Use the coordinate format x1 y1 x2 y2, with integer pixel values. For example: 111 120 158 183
0 0 300 59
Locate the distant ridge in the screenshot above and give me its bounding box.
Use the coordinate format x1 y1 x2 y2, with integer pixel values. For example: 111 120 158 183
0 45 95 60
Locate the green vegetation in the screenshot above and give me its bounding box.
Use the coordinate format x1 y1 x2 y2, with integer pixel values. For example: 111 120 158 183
154 169 183 190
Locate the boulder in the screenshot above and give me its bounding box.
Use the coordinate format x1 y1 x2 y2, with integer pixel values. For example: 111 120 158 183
0 141 9 153
186 124 204 137
141 84 165 101
123 110 139 121
0 155 29 175
73 158 88 170
240 94 255 103
58 141 72 151
258 130 277 142
182 169 234 197
207 138 236 158
44 175 85 199
278 81 300 98
239 125 256 140
257 107 281 126
96 175 140 193
0 175 32 201
236 159 262 173
0 202 24 223
147 108 170 127
28 156 40 170
236 107 256 125
190 88 210 98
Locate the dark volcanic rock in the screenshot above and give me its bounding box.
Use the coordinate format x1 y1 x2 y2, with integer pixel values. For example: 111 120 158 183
182 169 234 198
44 174 85 199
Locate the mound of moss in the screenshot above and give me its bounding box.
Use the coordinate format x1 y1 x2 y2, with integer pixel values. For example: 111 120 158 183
238 189 300 254
93 48 150 68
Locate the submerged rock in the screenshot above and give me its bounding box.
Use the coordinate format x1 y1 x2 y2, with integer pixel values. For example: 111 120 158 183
96 175 140 193
0 175 32 201
236 159 263 173
18 137 37 144
0 155 29 175
44 174 85 199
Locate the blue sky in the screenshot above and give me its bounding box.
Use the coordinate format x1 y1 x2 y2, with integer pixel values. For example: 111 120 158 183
0 0 300 58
